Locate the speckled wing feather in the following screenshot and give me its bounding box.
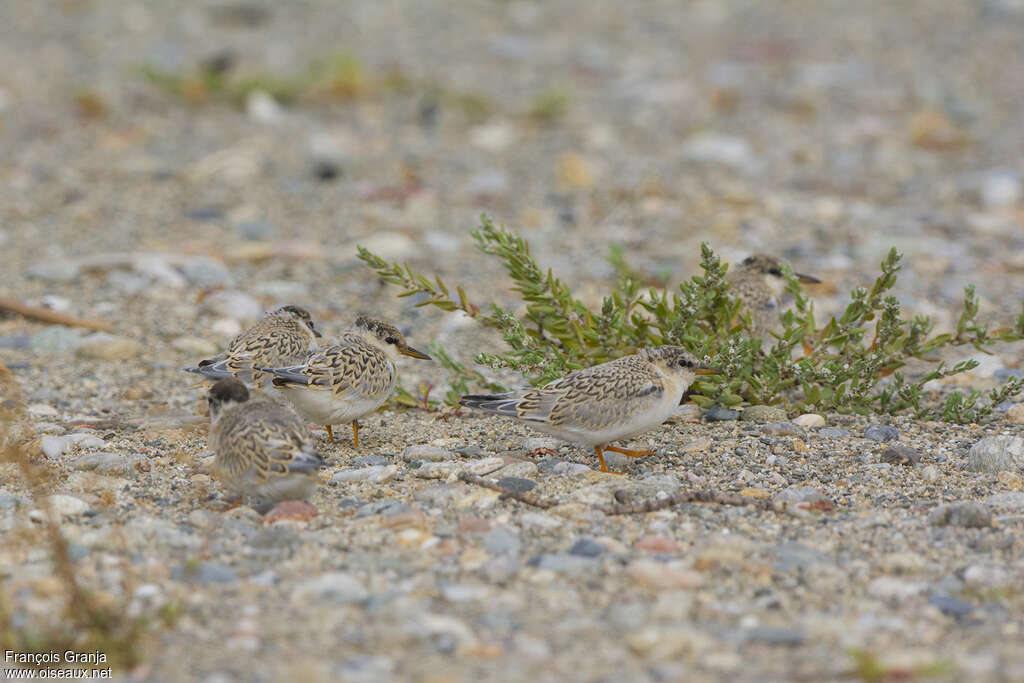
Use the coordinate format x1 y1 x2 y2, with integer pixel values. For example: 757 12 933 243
268 333 396 402
463 356 666 432
189 315 314 385
213 398 322 482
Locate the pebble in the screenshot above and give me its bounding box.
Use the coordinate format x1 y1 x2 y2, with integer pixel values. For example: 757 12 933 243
626 560 703 589
531 553 597 575
741 627 806 646
818 428 850 438
180 257 233 287
864 425 899 442
1005 403 1024 424
31 327 85 353
741 405 787 422
627 626 713 661
682 133 755 169
552 462 591 476
235 220 278 242
495 461 539 478
330 465 399 485
402 445 455 462
920 465 941 483
105 271 152 296
77 334 143 361
928 502 992 528
483 526 521 556
986 491 1024 509
962 564 1012 589
171 336 218 356
763 421 802 436
171 561 238 584
292 572 369 605
705 405 740 421
353 454 390 467
568 538 605 557
496 476 536 493
0 334 31 349
967 436 1024 473
41 435 72 458
521 437 562 451
881 445 920 466
201 290 263 320
867 576 926 600
26 262 81 282
928 593 974 618
414 462 460 479
673 404 703 423
37 494 90 518
793 413 825 427
73 452 146 476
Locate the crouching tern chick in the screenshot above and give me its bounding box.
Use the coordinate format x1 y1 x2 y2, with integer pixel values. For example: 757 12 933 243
206 378 323 509
460 346 717 473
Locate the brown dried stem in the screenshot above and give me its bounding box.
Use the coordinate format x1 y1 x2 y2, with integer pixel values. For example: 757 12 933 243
0 296 113 332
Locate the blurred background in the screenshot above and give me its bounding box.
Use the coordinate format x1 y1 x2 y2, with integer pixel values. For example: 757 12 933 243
2 0 1024 353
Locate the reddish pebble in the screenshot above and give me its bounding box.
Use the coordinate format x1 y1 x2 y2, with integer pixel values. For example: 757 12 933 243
262 501 318 523
634 536 678 553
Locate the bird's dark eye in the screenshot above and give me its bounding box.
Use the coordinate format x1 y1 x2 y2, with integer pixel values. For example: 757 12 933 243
679 359 693 368
768 267 783 276
384 336 398 345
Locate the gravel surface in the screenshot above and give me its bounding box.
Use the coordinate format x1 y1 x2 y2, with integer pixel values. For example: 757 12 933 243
3 1 1024 681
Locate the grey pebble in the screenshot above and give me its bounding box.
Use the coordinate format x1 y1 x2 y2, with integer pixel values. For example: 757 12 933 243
864 425 899 442
929 502 992 528
356 500 410 518
552 462 591 476
31 327 85 353
569 538 605 557
180 256 233 287
967 436 1024 473
928 593 974 618
353 454 391 467
402 445 455 462
818 428 851 438
483 526 521 556
705 405 740 421
0 334 30 349
235 220 277 241
763 421 802 436
530 553 597 575
741 626 806 646
27 262 81 282
293 572 368 605
881 445 921 466
741 405 788 422
171 561 238 584
496 476 537 493
73 452 146 476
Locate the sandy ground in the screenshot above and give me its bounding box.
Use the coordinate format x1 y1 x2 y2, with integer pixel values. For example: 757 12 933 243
3 1 1024 681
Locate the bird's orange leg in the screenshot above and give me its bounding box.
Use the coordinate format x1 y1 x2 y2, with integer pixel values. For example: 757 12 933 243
604 444 656 458
351 420 360 449
224 495 242 511
325 424 334 442
593 446 623 475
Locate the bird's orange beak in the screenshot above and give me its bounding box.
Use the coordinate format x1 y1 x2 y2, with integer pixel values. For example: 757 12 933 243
400 346 432 360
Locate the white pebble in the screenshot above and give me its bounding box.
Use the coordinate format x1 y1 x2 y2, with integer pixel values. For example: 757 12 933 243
793 413 825 427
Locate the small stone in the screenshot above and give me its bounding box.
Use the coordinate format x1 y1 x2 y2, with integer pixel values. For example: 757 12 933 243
353 454 390 467
634 536 678 554
909 108 968 150
293 572 368 605
967 436 1024 473
672 404 703 423
41 435 71 459
818 428 850 438
415 462 460 479
246 90 284 124
532 553 597 575
402 445 455 462
556 152 594 190
73 452 145 476
171 336 218 356
986 491 1024 509
740 487 771 499
626 560 703 589
928 593 974 618
171 561 238 584
465 457 507 476
40 494 90 517
864 425 899 442
979 171 1022 209
30 327 85 353
440 583 490 602
1005 403 1024 424
881 445 920 466
483 526 521 556
180 256 233 287
495 477 536 493
27 262 80 282
201 290 262 320
774 486 833 515
330 465 399 484
262 501 318 523
963 564 1012 589
763 422 801 436
683 133 755 169
920 465 941 483
569 538 605 557
495 461 539 478
551 462 590 476
627 626 713 661
868 576 926 600
679 437 712 454
793 413 825 427
522 437 561 452
705 405 740 421
77 334 143 361
742 627 806 646
929 502 992 528
741 405 787 422
235 220 278 242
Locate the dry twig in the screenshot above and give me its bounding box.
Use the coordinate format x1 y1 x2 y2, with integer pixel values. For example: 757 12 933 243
0 296 113 332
